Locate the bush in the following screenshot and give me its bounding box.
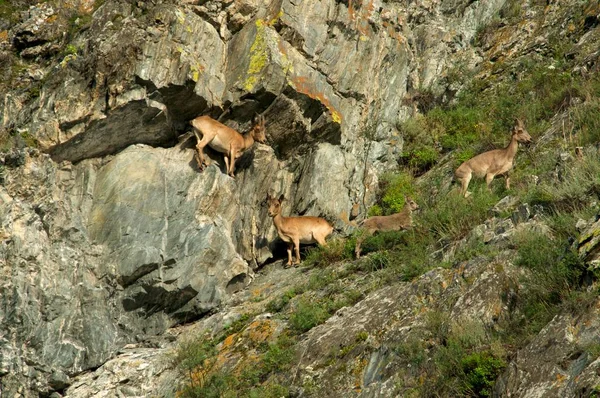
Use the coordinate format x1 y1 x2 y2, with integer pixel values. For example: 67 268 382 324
266 289 298 313
303 238 354 267
176 328 295 398
398 116 441 173
379 172 417 214
288 298 331 333
508 228 587 338
419 186 499 241
461 352 506 397
406 316 506 398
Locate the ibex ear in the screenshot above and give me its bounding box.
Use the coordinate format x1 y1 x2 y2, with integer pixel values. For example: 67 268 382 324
278 194 285 202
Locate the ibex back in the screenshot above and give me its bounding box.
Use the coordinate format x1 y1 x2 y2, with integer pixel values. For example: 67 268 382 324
190 114 267 177
355 197 419 258
267 194 333 267
455 118 532 197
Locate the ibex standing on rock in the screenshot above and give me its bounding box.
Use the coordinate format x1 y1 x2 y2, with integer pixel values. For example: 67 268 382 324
455 118 532 197
190 114 267 177
267 194 333 267
355 197 419 258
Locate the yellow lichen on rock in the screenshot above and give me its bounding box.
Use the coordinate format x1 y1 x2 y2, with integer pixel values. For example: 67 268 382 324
246 319 275 344
244 19 270 92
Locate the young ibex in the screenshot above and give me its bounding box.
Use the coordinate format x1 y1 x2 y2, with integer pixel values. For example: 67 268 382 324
355 197 419 258
190 114 267 177
455 118 532 197
267 194 334 267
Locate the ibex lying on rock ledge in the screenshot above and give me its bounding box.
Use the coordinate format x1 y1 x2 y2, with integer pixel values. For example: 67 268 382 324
455 118 532 197
190 114 267 177
267 194 333 267
355 197 419 258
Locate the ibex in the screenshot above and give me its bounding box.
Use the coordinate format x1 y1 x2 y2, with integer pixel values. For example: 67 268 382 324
354 196 419 258
455 118 532 197
267 194 334 267
190 114 267 177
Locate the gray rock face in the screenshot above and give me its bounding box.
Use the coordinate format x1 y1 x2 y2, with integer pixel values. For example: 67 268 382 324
11 3 65 58
0 0 511 395
0 147 256 395
495 300 600 397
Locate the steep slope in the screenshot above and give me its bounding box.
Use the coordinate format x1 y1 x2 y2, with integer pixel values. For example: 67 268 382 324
1 0 600 397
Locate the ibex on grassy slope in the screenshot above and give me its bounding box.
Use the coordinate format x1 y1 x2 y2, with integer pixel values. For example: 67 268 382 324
190 114 267 177
455 118 532 197
267 194 334 267
355 197 419 258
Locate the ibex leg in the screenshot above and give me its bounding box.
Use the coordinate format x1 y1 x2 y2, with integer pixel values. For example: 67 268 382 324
485 173 495 191
194 131 214 169
293 239 301 265
286 242 293 267
460 173 472 197
228 145 237 177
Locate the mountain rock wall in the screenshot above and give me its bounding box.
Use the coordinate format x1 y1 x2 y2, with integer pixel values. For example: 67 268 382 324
0 0 508 395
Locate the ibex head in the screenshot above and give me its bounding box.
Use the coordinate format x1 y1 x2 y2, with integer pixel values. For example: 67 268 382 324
513 118 532 145
405 196 419 211
267 193 284 217
251 114 267 143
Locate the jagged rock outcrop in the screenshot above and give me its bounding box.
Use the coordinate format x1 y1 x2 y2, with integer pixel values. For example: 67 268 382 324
495 297 600 397
11 0 592 395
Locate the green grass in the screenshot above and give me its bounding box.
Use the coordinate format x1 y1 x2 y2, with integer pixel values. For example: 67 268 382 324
519 148 600 211
303 238 354 268
394 316 507 397
188 6 600 395
175 317 295 398
503 227 589 340
288 298 331 333
0 0 18 23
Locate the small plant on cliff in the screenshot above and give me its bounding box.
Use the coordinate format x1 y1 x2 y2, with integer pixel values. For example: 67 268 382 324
508 227 587 339
303 238 354 268
175 318 295 398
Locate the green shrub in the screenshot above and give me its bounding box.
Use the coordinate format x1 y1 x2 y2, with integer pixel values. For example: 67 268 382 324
401 144 439 173
303 238 354 267
176 330 294 398
571 101 600 146
259 334 295 374
419 186 499 241
358 229 408 256
394 336 427 367
380 172 417 214
64 44 78 55
367 204 383 216
288 298 331 333
461 352 506 397
174 335 217 374
508 229 587 338
266 288 298 313
415 317 506 398
398 116 441 173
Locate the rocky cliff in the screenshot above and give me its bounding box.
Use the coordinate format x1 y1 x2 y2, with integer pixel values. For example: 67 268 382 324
1 0 600 396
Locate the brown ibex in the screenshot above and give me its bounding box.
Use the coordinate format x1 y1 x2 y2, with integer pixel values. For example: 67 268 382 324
355 197 419 258
267 194 334 267
455 119 532 197
190 114 267 177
